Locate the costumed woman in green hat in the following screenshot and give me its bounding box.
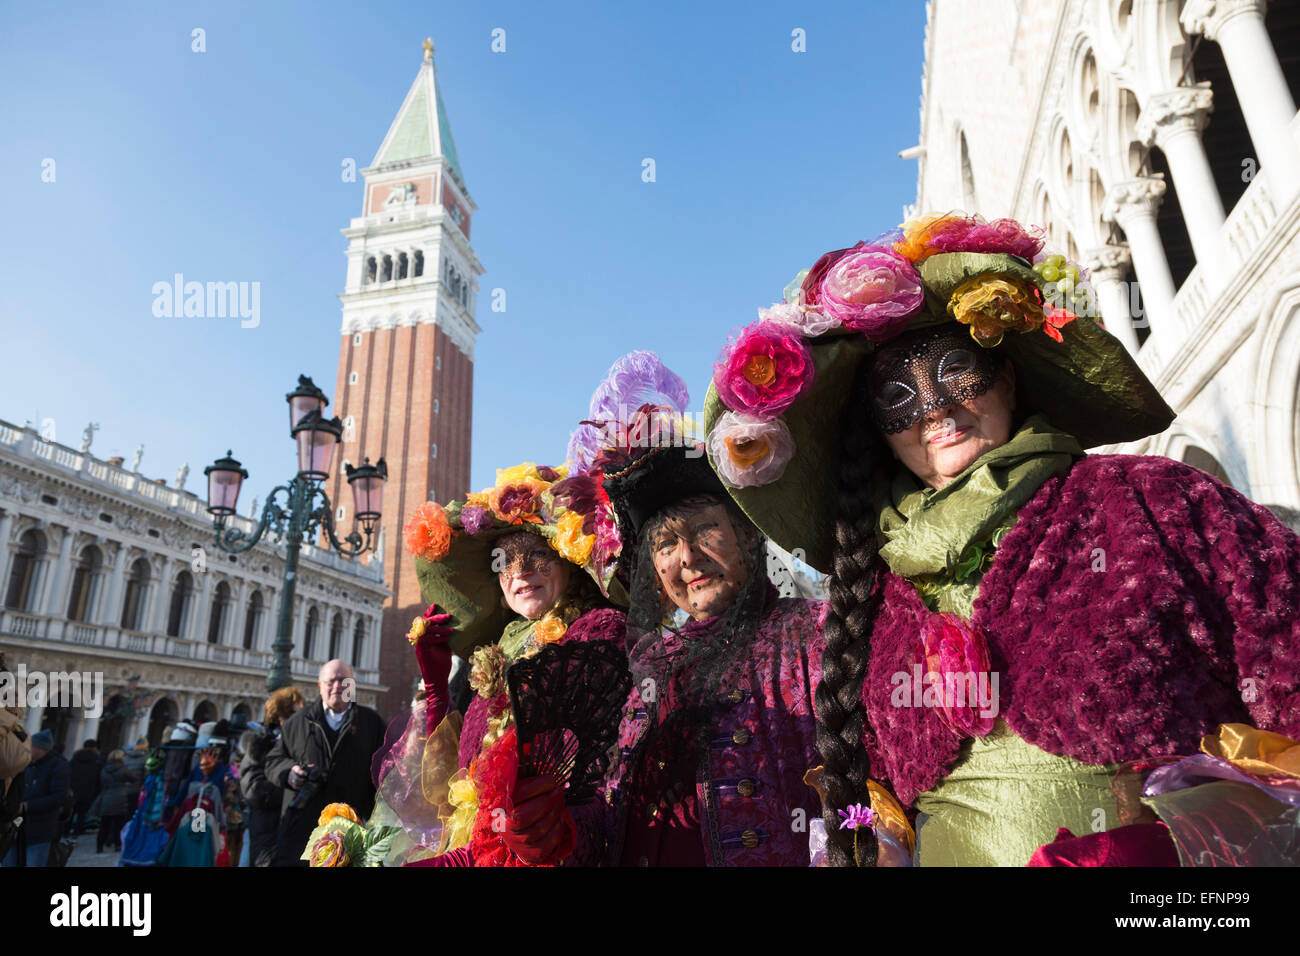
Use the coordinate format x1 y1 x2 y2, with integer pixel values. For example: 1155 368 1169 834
703 213 1300 867
368 462 627 867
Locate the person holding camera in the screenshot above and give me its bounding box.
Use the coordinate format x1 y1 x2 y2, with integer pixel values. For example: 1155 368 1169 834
264 659 385 867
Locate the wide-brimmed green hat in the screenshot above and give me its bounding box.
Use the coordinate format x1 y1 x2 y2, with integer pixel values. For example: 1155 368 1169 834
703 245 1174 574
405 463 625 658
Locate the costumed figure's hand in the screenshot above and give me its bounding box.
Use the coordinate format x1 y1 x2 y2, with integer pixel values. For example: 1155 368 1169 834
503 774 575 866
287 764 309 790
408 604 454 734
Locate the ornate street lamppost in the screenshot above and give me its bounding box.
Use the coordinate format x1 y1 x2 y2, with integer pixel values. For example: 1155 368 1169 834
204 375 386 692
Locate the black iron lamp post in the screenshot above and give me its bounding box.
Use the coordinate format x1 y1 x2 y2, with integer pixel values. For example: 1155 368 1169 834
204 375 386 693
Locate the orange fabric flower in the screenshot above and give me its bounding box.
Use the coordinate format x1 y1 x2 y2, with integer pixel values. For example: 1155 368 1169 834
318 802 360 827
534 617 567 646
550 510 594 566
403 501 453 561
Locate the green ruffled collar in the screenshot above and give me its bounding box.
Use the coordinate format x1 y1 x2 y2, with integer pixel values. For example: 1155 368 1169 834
875 415 1082 607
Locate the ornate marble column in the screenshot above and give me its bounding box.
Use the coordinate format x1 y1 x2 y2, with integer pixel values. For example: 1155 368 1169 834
1182 0 1300 202
102 542 131 629
1082 244 1140 355
190 571 216 644
146 555 175 634
1136 86 1228 285
0 510 16 596
1102 178 1179 344
39 525 77 620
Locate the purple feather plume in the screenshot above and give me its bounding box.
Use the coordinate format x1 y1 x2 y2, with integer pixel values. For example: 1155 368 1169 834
567 351 691 471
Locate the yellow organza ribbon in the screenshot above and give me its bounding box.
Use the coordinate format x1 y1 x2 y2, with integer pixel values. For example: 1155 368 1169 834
1201 723 1300 778
803 766 916 857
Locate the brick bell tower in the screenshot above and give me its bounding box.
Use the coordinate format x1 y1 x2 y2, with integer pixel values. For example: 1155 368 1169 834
329 37 481 718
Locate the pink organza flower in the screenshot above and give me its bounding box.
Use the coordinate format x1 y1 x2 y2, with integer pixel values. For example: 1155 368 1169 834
706 411 796 488
758 302 840 338
920 612 996 738
713 324 815 420
815 246 924 342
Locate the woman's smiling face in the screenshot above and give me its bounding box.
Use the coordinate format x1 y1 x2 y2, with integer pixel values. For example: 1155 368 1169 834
869 326 1017 490
648 497 753 621
496 532 571 620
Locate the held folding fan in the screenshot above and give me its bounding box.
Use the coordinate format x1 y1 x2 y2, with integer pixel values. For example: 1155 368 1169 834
506 639 633 805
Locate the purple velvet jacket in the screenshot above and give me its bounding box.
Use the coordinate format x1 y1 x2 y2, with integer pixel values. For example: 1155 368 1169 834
862 454 1300 807
568 596 827 866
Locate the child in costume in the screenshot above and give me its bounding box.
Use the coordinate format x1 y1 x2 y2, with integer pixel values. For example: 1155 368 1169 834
701 213 1300 866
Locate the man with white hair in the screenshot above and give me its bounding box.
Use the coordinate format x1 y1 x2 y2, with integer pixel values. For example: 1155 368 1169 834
263 660 385 866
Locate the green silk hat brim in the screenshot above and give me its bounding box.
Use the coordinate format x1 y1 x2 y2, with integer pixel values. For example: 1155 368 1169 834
703 251 1175 574
414 525 527 660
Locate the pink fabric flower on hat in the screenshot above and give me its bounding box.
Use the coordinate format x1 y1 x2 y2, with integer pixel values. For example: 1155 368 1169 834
814 245 924 343
706 411 796 488
920 612 996 738
713 323 814 420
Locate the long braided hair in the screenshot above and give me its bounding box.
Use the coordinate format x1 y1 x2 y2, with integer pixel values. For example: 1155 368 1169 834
815 364 889 867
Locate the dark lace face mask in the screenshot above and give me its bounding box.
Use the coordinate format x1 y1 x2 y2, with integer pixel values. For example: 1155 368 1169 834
867 325 1005 434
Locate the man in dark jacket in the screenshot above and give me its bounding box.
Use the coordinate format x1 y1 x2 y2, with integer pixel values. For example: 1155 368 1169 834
1 730 70 867
264 660 385 866
68 739 102 836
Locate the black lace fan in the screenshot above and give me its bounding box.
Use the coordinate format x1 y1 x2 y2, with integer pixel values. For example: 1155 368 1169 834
506 640 632 805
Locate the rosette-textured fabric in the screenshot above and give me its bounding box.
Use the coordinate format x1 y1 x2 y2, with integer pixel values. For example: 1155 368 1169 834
706 411 796 489
713 324 814 420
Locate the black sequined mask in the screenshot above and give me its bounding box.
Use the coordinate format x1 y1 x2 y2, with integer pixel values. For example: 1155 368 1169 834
868 325 1004 434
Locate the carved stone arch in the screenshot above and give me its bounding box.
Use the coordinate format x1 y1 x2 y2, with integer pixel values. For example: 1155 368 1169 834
397 310 418 328
1249 278 1300 511
382 312 402 331
1132 0 1194 97
951 120 978 214
1092 0 1140 74
1064 30 1107 150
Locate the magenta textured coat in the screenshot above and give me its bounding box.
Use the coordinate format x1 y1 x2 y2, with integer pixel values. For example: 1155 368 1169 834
861 454 1300 807
569 597 827 866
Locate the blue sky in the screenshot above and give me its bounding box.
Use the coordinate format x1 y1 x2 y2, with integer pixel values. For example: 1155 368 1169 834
0 1 926 507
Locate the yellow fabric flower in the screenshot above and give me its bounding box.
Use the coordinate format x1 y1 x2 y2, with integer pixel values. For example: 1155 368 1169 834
465 490 492 510
469 644 507 699
495 462 544 486
318 802 360 827
535 616 568 646
443 772 479 852
309 831 350 867
406 616 427 646
948 275 1044 347
550 510 595 566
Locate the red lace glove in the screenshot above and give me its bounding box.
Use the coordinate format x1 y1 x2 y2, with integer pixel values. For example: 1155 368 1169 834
408 604 453 734
503 775 575 866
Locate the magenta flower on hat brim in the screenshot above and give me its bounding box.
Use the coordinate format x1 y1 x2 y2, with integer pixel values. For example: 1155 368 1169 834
713 324 815 421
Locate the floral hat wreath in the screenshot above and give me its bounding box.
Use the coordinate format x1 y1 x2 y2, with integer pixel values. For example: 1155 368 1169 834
701 213 1175 574
402 462 623 658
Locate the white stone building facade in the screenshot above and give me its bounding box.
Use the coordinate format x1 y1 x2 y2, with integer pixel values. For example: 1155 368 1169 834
0 420 388 754
909 0 1300 522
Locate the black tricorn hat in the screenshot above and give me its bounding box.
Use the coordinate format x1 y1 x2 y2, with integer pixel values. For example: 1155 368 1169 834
602 445 728 578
